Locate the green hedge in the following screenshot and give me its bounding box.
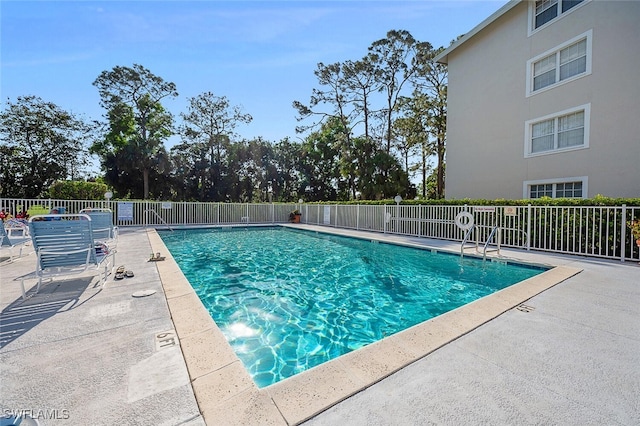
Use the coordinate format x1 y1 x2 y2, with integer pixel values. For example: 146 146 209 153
48 181 109 200
305 195 640 207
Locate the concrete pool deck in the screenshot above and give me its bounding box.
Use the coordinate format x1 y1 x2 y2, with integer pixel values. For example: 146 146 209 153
1 225 638 425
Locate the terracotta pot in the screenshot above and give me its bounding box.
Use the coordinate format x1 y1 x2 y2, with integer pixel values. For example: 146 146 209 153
636 239 640 247
290 214 301 223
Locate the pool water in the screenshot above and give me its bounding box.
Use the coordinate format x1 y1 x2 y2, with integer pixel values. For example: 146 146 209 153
159 227 545 388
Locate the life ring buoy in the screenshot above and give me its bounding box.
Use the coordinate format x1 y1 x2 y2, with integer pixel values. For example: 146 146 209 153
455 211 474 231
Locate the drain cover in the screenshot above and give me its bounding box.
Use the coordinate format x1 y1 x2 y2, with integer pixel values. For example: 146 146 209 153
132 290 156 298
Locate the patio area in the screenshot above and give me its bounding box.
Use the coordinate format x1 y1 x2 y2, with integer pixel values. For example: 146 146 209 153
0 226 638 425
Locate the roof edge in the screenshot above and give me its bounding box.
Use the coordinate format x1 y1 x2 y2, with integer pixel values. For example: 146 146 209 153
434 0 521 64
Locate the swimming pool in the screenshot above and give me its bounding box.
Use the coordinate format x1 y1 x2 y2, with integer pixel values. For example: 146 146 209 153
159 227 545 388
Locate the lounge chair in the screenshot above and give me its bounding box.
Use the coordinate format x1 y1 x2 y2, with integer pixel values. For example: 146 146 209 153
5 218 29 237
21 214 116 300
0 224 31 263
79 208 118 248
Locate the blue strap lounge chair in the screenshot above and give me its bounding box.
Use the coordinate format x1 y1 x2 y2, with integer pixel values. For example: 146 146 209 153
5 218 29 237
1 223 31 263
21 214 116 300
79 208 118 248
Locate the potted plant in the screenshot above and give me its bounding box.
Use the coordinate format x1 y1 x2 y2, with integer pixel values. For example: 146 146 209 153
628 219 640 247
289 209 302 223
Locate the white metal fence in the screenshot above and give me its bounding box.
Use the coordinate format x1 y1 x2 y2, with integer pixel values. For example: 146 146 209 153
2 198 639 262
0 199 299 228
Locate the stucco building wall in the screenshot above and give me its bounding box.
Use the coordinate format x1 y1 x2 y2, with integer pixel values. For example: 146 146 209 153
442 0 640 199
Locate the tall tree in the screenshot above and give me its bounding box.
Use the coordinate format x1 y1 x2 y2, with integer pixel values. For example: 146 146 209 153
0 96 92 198
294 62 362 198
93 64 178 199
179 92 252 201
414 44 447 199
395 91 434 198
350 135 413 200
298 118 344 201
341 56 381 143
272 138 304 202
368 30 419 154
168 143 201 201
293 62 351 135
242 138 277 202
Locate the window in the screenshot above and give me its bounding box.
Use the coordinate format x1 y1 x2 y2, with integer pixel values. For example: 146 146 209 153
535 0 558 28
555 181 583 198
557 111 584 149
533 0 585 29
527 32 591 95
525 104 590 157
524 177 587 199
529 182 583 198
530 183 553 198
533 39 586 91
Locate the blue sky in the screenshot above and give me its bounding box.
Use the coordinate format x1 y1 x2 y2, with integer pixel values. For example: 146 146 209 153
1 1 508 146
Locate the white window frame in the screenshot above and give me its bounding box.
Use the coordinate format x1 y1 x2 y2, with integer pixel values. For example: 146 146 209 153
524 104 590 158
528 0 590 36
526 30 592 97
523 176 588 199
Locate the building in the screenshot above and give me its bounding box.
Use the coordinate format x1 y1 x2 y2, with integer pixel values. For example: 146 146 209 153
435 0 640 199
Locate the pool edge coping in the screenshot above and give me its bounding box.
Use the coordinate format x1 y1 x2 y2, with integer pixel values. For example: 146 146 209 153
147 227 582 426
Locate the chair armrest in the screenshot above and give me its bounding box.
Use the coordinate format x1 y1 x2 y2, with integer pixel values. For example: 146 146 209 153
37 246 92 256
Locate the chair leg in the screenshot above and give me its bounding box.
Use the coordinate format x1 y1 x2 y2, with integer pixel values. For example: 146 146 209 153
19 276 41 300
35 277 42 295
102 263 108 287
102 252 115 287
20 278 28 300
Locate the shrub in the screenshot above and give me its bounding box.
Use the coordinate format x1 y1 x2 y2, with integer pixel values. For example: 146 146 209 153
49 181 109 200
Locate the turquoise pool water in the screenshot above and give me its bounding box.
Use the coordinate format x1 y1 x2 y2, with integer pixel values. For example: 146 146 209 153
159 227 545 388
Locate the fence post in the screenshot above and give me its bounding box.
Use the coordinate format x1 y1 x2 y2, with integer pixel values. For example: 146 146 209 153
620 204 626 262
527 204 532 251
383 205 387 234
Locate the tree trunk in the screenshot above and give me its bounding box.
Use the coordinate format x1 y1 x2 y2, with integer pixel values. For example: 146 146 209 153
143 168 150 199
422 144 427 199
436 135 445 199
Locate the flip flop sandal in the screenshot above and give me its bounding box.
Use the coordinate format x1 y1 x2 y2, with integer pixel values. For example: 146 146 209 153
114 265 125 280
125 270 134 278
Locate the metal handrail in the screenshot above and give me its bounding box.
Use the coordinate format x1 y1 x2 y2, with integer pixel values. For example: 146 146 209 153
144 209 173 231
483 226 501 260
460 225 476 258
